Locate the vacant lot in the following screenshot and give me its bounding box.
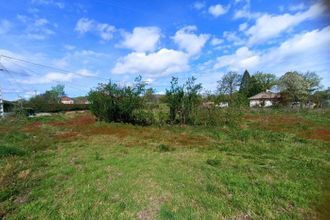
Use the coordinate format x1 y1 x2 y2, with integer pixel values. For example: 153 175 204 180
1 110 329 219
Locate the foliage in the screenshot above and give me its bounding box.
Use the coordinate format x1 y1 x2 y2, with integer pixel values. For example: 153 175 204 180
192 106 243 127
217 71 242 96
182 77 202 124
239 70 251 95
88 76 149 124
165 77 202 124
165 77 184 123
278 71 321 103
253 72 277 92
27 84 68 112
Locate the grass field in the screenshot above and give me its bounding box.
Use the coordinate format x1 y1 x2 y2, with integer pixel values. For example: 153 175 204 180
1 110 329 219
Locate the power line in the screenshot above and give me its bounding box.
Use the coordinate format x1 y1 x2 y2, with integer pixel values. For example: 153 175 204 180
0 54 110 81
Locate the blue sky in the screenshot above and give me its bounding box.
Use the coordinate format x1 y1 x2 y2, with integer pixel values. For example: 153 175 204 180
0 0 329 100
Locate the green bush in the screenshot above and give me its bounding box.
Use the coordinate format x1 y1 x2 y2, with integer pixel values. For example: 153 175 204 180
88 76 154 125
132 110 155 126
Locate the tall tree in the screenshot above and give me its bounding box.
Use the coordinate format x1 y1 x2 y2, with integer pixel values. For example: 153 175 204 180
239 70 251 95
165 77 184 123
279 71 321 103
278 71 310 102
182 76 202 124
303 71 321 93
217 71 242 97
253 72 277 92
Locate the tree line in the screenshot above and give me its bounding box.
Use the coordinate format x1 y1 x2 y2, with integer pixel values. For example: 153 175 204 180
19 70 329 125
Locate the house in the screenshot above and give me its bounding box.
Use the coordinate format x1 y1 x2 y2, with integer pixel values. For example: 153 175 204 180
60 96 74 104
74 97 90 105
249 91 281 107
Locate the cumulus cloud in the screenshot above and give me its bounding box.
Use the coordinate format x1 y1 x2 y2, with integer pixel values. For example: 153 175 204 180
214 26 330 84
246 2 325 45
75 18 116 41
214 47 260 70
172 26 209 56
112 49 189 76
208 4 229 17
119 27 161 52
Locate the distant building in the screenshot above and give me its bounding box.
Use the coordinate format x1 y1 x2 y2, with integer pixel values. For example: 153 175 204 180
60 96 74 104
216 102 229 108
202 101 215 109
249 91 281 107
73 97 90 104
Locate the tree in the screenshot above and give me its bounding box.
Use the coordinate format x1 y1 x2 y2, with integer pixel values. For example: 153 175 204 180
217 71 242 97
253 72 277 92
239 70 251 95
165 77 184 123
278 71 317 103
88 76 149 124
165 76 202 124
182 77 202 124
303 71 321 93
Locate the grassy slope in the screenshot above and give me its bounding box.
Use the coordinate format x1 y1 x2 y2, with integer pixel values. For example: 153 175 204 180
0 110 329 219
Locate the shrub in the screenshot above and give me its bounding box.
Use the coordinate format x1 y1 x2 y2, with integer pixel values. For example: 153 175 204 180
88 76 153 125
132 110 155 126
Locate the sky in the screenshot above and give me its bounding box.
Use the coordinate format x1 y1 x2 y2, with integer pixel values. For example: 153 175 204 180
0 0 329 100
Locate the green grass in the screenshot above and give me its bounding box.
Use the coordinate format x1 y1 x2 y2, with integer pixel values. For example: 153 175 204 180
0 110 329 219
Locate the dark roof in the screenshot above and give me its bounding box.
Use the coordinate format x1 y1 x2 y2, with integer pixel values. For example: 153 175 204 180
249 91 281 100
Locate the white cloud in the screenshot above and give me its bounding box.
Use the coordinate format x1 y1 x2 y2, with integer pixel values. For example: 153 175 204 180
75 18 116 41
75 18 94 33
34 18 48 26
97 23 116 41
0 19 12 35
112 48 189 76
239 22 248 31
172 26 209 56
17 68 95 84
18 72 76 84
214 26 330 85
30 0 65 9
210 37 223 46
120 27 161 52
223 31 244 46
193 1 205 10
246 2 325 45
208 4 229 17
233 0 260 19
214 47 260 70
16 15 55 40
288 3 306 12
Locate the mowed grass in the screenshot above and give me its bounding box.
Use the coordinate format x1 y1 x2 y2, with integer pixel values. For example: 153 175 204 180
0 110 329 219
